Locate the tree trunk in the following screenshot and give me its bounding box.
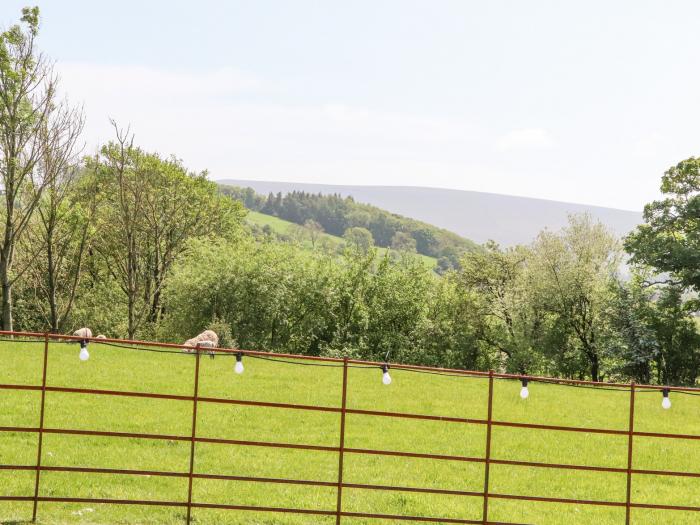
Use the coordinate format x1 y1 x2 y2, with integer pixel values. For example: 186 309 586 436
1 211 14 331
1 269 12 332
590 352 599 382
128 293 135 339
46 238 59 332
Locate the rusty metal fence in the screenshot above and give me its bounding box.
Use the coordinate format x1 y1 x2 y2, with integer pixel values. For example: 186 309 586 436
1 329 700 524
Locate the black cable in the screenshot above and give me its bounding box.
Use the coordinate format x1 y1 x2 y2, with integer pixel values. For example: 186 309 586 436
247 353 344 368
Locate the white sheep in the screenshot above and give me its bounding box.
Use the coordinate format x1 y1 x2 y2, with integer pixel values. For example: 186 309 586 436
73 327 93 339
182 330 219 353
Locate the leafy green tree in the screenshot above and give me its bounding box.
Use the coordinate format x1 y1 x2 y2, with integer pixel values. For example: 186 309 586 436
391 231 417 253
90 124 245 337
529 214 620 381
411 272 484 369
648 286 700 386
625 157 700 291
162 238 334 355
21 169 96 332
603 276 658 383
343 227 374 253
459 242 546 373
303 219 324 248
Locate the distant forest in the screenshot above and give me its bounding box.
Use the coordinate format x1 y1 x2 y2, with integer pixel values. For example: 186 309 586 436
221 185 479 270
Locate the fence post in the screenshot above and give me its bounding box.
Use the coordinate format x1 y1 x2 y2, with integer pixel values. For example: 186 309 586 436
31 333 50 522
186 348 201 524
482 370 494 524
625 383 636 525
335 357 349 525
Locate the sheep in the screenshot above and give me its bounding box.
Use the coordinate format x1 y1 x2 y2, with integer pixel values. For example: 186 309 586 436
198 330 219 346
96 334 107 339
73 327 93 339
182 330 219 355
183 337 200 351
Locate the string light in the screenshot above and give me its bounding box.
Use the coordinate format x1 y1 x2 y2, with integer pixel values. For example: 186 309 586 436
382 364 392 385
78 341 89 362
662 388 671 409
234 352 244 374
520 379 529 399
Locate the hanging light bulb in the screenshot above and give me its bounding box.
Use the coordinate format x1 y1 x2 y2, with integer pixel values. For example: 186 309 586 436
79 341 89 362
520 379 529 400
381 364 392 385
234 353 244 374
661 388 671 410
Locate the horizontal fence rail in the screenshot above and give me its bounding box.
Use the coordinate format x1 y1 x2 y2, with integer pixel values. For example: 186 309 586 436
0 331 699 524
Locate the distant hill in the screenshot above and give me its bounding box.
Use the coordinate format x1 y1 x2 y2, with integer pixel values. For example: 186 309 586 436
221 184 479 272
218 180 643 246
245 210 438 270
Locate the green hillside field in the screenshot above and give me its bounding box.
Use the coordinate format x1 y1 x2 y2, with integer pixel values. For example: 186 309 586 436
1 338 699 525
245 210 439 271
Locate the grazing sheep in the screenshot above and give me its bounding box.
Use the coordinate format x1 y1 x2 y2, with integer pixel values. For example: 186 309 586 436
183 337 199 351
182 330 219 353
73 327 93 339
96 334 107 339
197 330 219 346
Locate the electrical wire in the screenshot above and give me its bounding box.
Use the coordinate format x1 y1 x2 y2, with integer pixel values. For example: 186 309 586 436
2 335 699 393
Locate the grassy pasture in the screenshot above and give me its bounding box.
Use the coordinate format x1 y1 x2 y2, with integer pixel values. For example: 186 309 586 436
1 339 699 524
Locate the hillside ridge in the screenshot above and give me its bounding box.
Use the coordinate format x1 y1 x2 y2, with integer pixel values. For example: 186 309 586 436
218 179 642 246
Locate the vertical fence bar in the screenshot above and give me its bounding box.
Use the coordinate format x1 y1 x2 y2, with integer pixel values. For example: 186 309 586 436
31 333 50 522
625 383 636 525
185 349 201 525
335 357 349 525
482 370 495 524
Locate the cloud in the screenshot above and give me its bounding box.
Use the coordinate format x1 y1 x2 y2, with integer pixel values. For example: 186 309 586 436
53 62 487 170
51 62 590 205
57 62 263 102
495 127 554 152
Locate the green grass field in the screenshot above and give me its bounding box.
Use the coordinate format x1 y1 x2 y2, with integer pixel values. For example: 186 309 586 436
2 338 700 524
246 210 438 270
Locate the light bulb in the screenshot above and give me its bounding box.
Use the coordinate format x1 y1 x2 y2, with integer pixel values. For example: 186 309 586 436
79 345 89 361
234 354 244 374
662 389 671 409
381 365 391 385
520 379 529 399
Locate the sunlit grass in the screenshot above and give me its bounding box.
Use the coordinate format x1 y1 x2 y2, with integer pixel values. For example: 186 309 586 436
1 338 699 524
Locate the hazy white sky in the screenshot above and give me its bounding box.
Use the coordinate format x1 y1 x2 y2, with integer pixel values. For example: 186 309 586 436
3 0 700 211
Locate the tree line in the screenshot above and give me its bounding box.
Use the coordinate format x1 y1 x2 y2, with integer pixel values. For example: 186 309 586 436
3 8 700 385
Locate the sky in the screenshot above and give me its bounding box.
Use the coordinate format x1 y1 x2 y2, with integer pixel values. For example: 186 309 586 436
2 1 700 211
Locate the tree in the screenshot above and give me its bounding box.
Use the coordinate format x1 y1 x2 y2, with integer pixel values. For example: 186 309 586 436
0 7 83 329
459 242 545 373
391 231 417 253
647 286 700 386
604 276 658 383
90 123 244 337
285 223 305 243
303 219 323 248
343 227 374 253
625 157 700 291
22 165 95 332
529 214 620 381
162 238 334 355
